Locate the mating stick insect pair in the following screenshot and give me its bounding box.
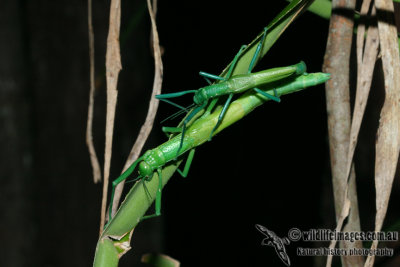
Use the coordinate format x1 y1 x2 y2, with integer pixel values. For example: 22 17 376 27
107 27 330 224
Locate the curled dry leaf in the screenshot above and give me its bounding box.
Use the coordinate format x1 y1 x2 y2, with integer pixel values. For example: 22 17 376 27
364 1 400 266
86 0 102 184
100 0 122 233
323 0 362 266
110 0 163 217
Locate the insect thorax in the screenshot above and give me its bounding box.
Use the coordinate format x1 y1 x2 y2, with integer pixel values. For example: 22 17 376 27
138 149 166 177
193 88 208 105
194 83 231 104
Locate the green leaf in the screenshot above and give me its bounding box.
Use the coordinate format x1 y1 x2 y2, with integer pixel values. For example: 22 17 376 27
93 238 119 267
223 0 315 77
287 0 331 20
142 253 180 267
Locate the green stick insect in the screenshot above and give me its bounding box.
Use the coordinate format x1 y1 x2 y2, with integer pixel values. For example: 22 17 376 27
108 29 308 222
156 27 306 155
108 71 330 223
97 1 323 265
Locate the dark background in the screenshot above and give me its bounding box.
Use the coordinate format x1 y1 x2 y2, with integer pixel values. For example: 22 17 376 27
1 0 399 266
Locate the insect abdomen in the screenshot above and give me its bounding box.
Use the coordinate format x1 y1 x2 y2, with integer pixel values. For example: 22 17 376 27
252 61 306 85
254 72 330 101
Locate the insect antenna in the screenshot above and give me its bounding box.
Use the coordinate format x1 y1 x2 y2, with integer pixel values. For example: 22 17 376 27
142 179 152 200
161 103 196 123
125 175 143 185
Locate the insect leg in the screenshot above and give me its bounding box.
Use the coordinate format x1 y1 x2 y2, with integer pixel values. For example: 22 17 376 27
248 27 268 74
156 90 198 114
200 98 219 118
108 156 145 221
177 101 208 156
155 168 162 216
141 168 163 221
199 45 247 84
199 45 247 130
160 103 196 124
158 98 187 111
225 45 247 79
156 90 197 99
161 126 182 139
203 76 212 85
253 87 281 102
199 71 225 81
162 126 182 133
209 93 234 140
199 71 225 82
177 149 195 178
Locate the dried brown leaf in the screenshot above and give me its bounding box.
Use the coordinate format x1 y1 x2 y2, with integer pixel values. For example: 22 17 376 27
326 198 351 267
100 0 122 233
323 0 363 266
86 0 102 184
347 3 379 172
365 0 400 265
110 0 163 216
323 0 356 220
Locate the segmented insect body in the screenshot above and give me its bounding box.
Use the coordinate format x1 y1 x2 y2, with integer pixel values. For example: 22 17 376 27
129 72 331 180
191 62 306 105
211 72 331 133
251 72 331 102
137 134 193 178
156 28 307 155
108 117 211 221
157 61 306 155
108 71 330 222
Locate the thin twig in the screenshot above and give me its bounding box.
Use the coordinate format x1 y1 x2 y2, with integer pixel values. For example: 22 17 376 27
86 0 102 184
100 0 122 234
111 0 163 217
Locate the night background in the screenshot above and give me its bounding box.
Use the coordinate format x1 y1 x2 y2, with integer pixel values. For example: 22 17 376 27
1 0 400 266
